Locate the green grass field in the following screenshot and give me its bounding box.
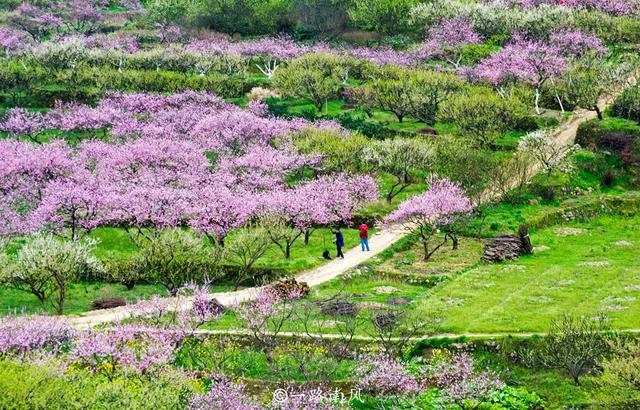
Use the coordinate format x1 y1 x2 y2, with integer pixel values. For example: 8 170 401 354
413 215 640 333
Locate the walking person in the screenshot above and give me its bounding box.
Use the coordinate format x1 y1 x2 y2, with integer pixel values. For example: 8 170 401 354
218 228 226 248
335 227 345 259
358 223 370 252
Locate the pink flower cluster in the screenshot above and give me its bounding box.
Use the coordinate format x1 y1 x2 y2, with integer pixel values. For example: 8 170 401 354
356 353 421 397
384 178 473 228
72 321 185 375
0 91 376 240
185 35 418 67
415 17 482 67
0 315 74 355
187 375 261 410
497 0 636 16
428 352 506 402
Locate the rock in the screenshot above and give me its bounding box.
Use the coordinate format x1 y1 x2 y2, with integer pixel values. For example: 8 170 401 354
601 305 628 312
529 296 553 303
418 127 439 135
319 299 358 317
444 297 464 306
194 298 227 317
310 320 344 327
373 286 399 294
554 227 584 236
579 261 609 267
501 265 526 272
372 311 401 330
613 241 634 246
358 301 388 310
474 281 495 288
386 297 411 305
602 296 636 304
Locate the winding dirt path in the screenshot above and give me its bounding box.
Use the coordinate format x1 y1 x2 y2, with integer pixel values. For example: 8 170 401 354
68 80 636 330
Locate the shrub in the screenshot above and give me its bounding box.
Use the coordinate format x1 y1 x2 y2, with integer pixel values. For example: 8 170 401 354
612 85 640 124
289 127 370 174
273 54 348 112
594 338 640 408
439 90 525 148
347 0 418 34
576 119 640 163
600 169 615 187
0 361 195 409
0 315 74 355
105 258 145 290
363 137 433 203
133 229 218 296
356 353 421 397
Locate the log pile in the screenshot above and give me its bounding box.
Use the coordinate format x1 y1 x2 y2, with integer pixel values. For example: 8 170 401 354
271 278 310 300
482 225 534 263
482 235 526 263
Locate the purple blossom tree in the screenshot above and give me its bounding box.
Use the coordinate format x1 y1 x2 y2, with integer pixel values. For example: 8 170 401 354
416 16 482 69
8 3 62 41
384 178 473 261
427 352 506 403
474 36 566 114
187 376 261 410
549 30 607 57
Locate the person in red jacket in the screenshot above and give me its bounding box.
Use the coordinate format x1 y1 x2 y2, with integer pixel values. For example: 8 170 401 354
358 223 370 252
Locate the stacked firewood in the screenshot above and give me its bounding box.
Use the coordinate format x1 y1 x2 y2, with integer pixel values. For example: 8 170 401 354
271 278 310 299
482 225 534 263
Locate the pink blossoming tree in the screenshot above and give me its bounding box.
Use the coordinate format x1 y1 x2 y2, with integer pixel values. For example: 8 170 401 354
384 178 473 261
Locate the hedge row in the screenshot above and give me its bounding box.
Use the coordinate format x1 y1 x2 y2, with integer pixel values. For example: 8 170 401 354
528 192 640 230
0 65 260 107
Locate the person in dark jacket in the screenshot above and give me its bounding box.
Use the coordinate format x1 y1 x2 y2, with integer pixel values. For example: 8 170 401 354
335 228 345 259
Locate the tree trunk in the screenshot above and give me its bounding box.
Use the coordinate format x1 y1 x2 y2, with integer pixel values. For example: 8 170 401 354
450 234 459 250
422 241 429 262
594 105 603 120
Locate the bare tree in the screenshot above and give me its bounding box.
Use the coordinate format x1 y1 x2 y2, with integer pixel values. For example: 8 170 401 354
542 315 612 385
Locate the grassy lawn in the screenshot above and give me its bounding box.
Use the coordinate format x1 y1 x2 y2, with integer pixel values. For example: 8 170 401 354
412 215 640 334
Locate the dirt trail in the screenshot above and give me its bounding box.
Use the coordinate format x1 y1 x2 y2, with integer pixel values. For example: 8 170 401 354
68 81 635 330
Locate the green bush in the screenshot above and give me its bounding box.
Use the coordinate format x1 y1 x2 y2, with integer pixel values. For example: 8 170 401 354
133 229 220 295
0 361 196 410
612 85 640 124
528 192 640 230
347 0 419 34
